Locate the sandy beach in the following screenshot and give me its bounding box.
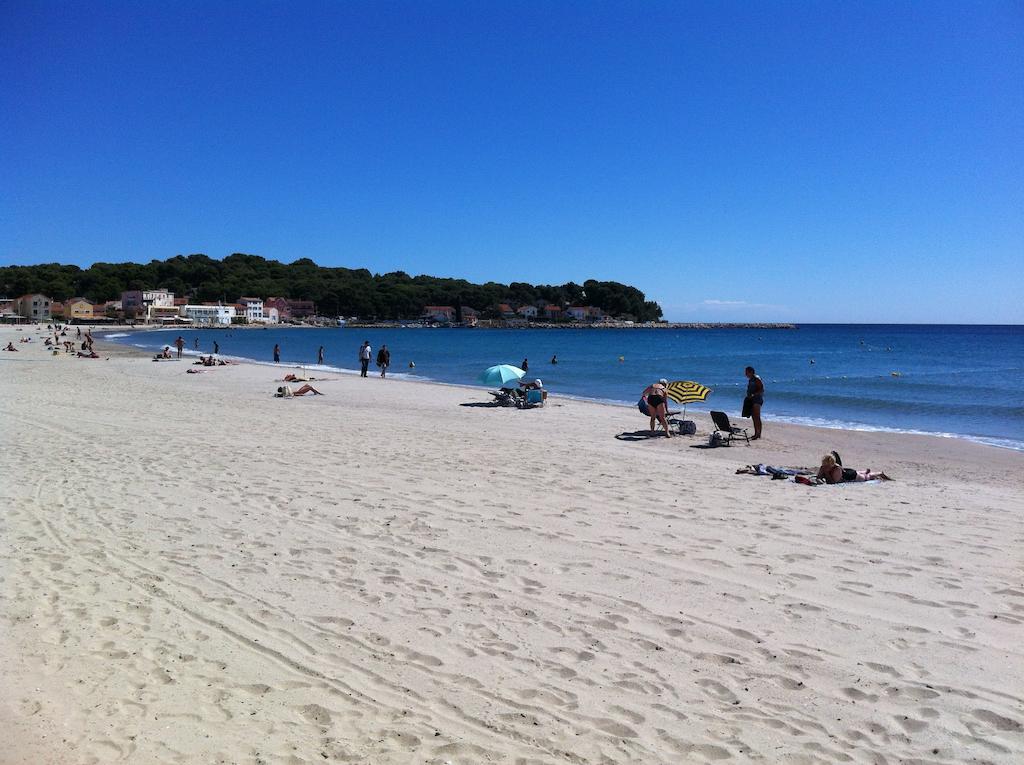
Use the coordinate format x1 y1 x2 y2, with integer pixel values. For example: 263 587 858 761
1 325 1022 765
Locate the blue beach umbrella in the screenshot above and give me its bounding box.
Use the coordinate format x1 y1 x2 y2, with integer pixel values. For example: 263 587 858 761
478 364 526 388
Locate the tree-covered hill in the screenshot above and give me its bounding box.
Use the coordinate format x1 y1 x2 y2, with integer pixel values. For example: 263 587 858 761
0 253 663 321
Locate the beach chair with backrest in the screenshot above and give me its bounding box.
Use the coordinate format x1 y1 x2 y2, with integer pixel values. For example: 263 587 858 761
710 410 750 446
517 388 546 409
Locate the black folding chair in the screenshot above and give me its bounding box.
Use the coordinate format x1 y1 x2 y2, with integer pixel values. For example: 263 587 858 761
710 410 750 446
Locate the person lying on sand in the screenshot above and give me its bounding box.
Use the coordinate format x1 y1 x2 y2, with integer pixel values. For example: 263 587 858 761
77 350 100 358
792 453 892 485
275 384 323 397
282 373 314 382
816 452 891 483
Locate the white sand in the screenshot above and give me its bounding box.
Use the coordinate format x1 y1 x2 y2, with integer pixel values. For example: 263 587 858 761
1 325 1022 764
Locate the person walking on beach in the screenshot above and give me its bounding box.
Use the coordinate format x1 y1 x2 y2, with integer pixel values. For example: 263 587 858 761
194 337 199 351
377 345 391 378
521 357 529 373
317 345 325 365
359 340 372 377
213 340 220 355
273 343 281 363
743 366 764 440
174 336 185 359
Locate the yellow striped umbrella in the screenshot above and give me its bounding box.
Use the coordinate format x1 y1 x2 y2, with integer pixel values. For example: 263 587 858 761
665 380 711 419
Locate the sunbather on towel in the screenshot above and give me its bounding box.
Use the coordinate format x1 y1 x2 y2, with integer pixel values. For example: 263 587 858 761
275 384 323 397
814 453 892 483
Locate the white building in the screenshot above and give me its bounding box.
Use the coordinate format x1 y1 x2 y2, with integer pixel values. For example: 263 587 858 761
14 294 52 321
181 304 236 326
265 306 279 324
517 305 538 319
145 289 175 308
238 297 264 323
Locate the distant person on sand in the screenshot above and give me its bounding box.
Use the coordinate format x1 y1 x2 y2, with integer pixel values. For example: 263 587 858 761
359 340 372 377
273 344 281 363
521 358 529 373
213 340 220 355
275 384 323 397
4 342 18 351
317 345 325 365
377 345 391 378
642 379 672 437
174 336 185 358
743 366 764 440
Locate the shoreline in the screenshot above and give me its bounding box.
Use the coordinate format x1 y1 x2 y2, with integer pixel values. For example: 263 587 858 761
96 330 1024 453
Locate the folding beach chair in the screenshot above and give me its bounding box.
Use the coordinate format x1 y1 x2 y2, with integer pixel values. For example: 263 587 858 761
710 410 750 446
517 389 546 408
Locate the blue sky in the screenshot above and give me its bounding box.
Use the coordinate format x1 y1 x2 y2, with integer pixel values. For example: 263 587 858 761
1 1 1021 322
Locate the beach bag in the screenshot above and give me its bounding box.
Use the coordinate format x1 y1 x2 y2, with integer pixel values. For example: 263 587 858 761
679 420 697 436
637 398 650 416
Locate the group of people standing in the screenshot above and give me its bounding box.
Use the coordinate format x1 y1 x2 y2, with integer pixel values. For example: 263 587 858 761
270 340 391 378
642 365 765 440
358 341 390 378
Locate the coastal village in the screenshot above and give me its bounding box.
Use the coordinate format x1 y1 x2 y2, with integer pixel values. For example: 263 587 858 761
0 291 793 329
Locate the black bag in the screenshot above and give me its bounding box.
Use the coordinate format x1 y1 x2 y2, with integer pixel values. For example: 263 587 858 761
741 396 752 418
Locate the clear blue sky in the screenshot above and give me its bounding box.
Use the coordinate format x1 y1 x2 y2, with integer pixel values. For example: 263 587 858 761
1 1 1021 322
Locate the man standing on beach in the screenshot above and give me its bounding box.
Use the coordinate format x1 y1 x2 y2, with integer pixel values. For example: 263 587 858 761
213 340 220 355
359 340 372 377
377 344 391 378
273 343 281 363
174 336 185 359
743 366 764 440
317 345 325 365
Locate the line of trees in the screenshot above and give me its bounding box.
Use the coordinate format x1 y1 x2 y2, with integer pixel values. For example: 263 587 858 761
0 253 663 321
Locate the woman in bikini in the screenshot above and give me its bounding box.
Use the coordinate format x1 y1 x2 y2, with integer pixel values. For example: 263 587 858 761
816 453 891 483
642 379 672 437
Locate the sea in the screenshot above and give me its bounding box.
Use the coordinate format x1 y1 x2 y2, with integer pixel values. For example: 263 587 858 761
101 324 1024 451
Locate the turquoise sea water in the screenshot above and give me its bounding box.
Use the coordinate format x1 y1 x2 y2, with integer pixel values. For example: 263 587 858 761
103 324 1024 450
